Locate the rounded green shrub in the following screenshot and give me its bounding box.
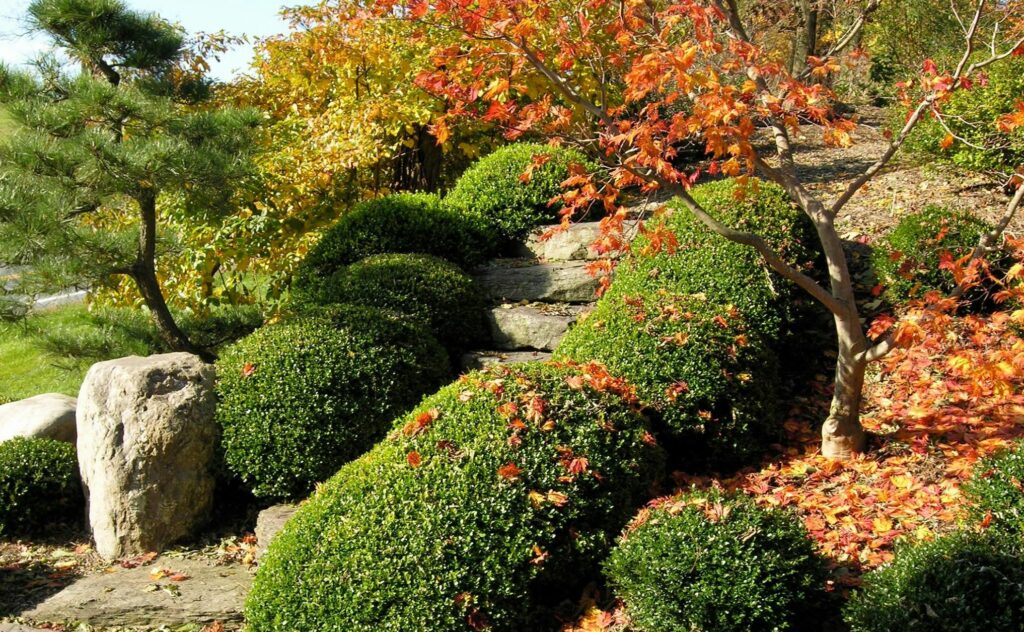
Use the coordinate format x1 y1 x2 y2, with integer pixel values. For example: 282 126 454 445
292 193 496 304
844 532 1024 631
964 441 1024 538
605 490 825 632
215 305 450 500
246 362 664 631
0 437 82 535
444 143 598 240
871 206 994 306
321 253 486 350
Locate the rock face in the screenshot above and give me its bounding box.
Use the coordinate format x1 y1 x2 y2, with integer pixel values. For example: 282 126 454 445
22 556 252 627
476 261 601 304
515 221 637 261
486 304 581 351
77 353 217 561
0 393 77 444
255 504 299 560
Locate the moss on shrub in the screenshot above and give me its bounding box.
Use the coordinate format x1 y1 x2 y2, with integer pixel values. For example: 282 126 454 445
444 143 598 240
245 362 664 631
870 206 993 306
964 441 1024 538
321 253 486 350
0 437 82 535
292 193 496 304
844 531 1024 631
215 305 450 500
605 490 825 632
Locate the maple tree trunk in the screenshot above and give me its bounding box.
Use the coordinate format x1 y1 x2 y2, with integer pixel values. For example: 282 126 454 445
822 316 868 459
131 190 211 362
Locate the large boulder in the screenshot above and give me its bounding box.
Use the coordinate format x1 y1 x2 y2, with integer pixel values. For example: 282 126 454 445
77 353 217 560
0 393 77 444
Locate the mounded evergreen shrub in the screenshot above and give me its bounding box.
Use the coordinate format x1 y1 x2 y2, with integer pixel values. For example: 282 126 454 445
321 253 486 350
215 305 450 499
246 362 664 631
444 143 598 240
0 437 82 535
605 490 825 632
292 193 496 304
964 441 1024 537
844 532 1024 631
871 205 994 306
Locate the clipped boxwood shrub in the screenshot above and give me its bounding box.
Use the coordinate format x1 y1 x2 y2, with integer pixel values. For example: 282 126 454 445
964 441 1024 537
871 205 994 306
844 532 1024 631
444 143 598 240
605 490 825 632
321 253 486 350
215 304 450 499
292 193 496 304
0 437 82 535
246 362 664 631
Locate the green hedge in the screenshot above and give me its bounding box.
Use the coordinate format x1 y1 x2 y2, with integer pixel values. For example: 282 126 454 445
605 490 824 632
215 305 450 500
964 441 1024 538
320 253 486 350
444 143 598 240
844 532 1024 631
292 193 496 304
0 437 82 535
871 206 994 306
246 362 664 631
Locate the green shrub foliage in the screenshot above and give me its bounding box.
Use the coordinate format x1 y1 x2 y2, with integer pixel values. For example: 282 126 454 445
215 305 450 499
605 490 825 632
844 532 1024 631
871 206 993 305
292 193 496 304
321 253 486 350
246 362 664 631
0 437 82 535
444 143 597 240
964 441 1024 537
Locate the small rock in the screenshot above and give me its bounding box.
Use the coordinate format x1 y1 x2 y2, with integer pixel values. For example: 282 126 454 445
22 556 252 627
515 221 637 261
487 305 580 351
476 261 601 303
0 394 77 444
461 350 553 372
255 504 299 560
77 353 218 560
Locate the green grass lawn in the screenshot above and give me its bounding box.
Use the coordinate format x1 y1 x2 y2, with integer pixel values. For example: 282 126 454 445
0 107 14 137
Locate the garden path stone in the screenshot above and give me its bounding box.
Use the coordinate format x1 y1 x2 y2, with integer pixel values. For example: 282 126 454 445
514 221 637 261
475 260 600 303
0 623 46 631
0 394 77 444
255 504 299 559
21 556 252 628
461 350 553 372
78 353 217 560
486 304 583 351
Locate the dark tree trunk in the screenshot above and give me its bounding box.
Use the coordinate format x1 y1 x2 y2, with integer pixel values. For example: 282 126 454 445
790 0 819 75
132 190 211 361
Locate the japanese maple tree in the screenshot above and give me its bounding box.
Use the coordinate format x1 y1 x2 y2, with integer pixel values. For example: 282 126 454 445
381 0 1024 458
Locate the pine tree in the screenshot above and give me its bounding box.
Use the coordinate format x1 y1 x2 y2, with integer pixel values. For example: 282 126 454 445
0 0 259 358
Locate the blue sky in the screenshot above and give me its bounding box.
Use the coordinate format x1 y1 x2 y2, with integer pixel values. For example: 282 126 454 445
0 0 292 80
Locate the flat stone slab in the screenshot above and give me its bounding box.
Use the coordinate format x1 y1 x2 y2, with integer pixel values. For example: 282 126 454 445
487 304 582 351
255 504 299 560
22 557 252 628
461 350 553 372
515 221 637 261
0 623 47 631
476 260 601 304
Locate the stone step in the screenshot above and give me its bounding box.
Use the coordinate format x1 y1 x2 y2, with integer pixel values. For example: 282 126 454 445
486 303 586 351
475 260 601 304
461 350 553 372
513 221 638 261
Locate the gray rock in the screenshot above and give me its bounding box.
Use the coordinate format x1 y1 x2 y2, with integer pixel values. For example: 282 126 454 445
476 261 601 303
0 623 47 631
22 556 251 627
77 353 217 561
255 504 299 560
515 221 637 261
0 394 77 444
487 304 581 351
461 350 553 372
